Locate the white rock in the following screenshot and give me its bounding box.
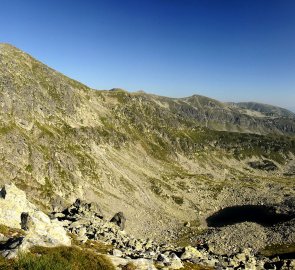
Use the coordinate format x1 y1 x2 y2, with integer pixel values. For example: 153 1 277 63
112 249 123 257
169 253 183 269
108 255 157 270
0 184 71 257
180 246 203 260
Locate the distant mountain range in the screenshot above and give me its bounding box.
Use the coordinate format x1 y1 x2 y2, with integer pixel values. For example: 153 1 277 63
228 101 295 118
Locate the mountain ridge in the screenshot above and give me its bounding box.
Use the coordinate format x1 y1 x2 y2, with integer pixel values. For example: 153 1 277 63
2 42 294 127
0 43 295 244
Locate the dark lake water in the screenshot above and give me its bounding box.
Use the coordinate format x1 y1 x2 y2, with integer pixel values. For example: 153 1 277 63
206 205 293 227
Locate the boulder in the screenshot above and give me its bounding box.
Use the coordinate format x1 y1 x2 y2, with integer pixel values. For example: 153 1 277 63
180 246 203 261
234 252 247 262
50 195 67 212
0 237 24 259
76 227 87 243
61 198 103 219
112 249 123 257
110 212 126 230
0 233 9 244
0 186 7 199
0 184 71 258
169 253 183 269
134 240 143 252
157 253 170 265
20 212 31 231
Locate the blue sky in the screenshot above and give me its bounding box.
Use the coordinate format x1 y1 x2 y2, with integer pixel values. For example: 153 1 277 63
1 0 295 111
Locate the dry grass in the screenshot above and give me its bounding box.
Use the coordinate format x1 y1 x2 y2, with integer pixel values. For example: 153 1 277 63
0 246 115 270
0 225 25 238
155 262 213 270
70 233 113 254
181 262 214 270
120 262 137 270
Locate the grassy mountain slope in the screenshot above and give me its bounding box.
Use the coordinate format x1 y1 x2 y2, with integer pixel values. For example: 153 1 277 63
0 43 295 240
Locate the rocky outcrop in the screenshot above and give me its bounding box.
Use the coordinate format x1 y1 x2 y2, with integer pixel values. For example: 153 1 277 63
1 189 294 269
110 212 126 231
53 201 161 257
51 198 295 269
52 199 185 269
0 184 71 258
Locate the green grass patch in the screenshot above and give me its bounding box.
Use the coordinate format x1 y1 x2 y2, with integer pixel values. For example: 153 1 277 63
0 246 115 270
0 224 25 238
174 220 204 247
41 177 54 197
0 125 14 135
181 262 214 270
25 165 33 173
70 234 113 255
35 122 55 138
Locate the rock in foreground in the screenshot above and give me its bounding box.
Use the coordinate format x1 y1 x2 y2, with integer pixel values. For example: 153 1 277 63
0 184 71 258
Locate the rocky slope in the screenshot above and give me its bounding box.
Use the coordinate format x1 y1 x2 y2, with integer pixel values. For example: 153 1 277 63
0 43 295 260
1 184 294 269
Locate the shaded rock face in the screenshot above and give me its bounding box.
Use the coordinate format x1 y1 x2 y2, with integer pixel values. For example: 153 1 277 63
0 184 70 258
0 187 6 199
20 212 31 231
248 160 278 171
110 212 126 231
60 198 103 220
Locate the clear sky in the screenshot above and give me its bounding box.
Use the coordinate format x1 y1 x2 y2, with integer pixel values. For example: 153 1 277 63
1 0 295 111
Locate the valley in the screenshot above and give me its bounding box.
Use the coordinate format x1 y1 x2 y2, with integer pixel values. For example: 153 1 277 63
0 43 295 269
